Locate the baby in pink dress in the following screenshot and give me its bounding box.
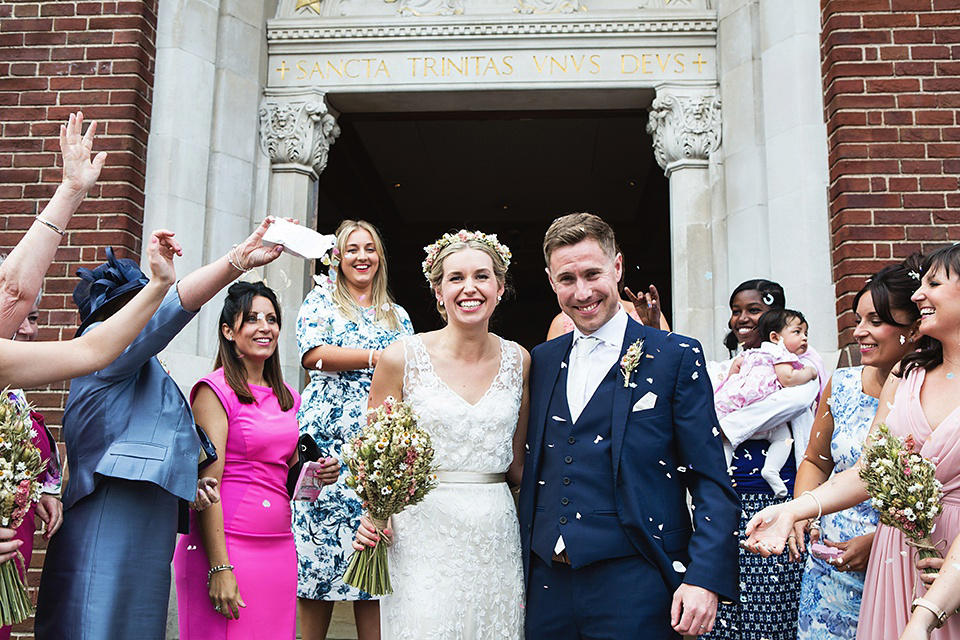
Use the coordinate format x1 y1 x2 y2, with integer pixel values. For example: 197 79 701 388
715 309 819 497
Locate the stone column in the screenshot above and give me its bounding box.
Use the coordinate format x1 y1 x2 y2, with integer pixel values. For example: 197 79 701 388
647 85 722 350
258 91 340 383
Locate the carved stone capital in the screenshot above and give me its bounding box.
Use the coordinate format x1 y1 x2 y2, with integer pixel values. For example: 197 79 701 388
259 94 341 179
646 91 721 176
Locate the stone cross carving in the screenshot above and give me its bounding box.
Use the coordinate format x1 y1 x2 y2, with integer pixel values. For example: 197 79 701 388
259 95 341 179
646 92 721 176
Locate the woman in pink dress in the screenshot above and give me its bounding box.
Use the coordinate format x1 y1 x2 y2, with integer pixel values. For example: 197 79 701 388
173 282 338 638
741 243 960 639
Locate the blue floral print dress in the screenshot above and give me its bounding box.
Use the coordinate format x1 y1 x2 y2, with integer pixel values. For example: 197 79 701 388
797 366 879 639
293 280 413 600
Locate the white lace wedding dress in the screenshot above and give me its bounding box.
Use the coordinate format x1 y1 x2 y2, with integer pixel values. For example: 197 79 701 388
381 335 525 640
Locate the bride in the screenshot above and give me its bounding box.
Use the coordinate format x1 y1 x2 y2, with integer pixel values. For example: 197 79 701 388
355 230 529 639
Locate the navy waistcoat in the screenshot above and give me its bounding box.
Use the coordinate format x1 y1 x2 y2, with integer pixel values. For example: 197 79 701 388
531 356 636 568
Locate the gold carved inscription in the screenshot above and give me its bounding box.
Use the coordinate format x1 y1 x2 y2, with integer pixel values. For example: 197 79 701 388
273 50 710 83
407 56 515 77
295 58 391 80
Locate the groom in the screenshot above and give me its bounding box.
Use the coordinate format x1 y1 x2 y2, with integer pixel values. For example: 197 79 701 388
519 213 740 638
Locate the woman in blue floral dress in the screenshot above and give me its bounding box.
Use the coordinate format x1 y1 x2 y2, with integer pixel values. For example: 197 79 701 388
293 220 413 640
794 256 922 639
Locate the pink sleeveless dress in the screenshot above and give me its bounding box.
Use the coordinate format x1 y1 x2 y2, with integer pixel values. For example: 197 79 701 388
857 368 960 640
173 369 300 639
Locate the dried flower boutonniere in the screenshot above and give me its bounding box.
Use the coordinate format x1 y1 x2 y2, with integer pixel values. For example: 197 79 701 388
620 339 645 388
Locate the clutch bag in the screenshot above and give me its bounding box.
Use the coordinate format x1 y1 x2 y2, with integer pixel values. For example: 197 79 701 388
287 434 324 498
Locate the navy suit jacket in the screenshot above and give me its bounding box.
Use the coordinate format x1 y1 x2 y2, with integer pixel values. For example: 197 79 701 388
518 318 741 602
61 288 201 510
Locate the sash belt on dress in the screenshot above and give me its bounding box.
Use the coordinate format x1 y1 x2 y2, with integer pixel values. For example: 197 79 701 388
435 471 506 484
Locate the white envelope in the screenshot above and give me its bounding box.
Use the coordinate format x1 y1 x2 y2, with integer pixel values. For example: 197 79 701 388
261 218 336 260
632 391 657 412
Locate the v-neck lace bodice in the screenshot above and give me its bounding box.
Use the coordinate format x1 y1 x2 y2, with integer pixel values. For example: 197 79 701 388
402 334 522 473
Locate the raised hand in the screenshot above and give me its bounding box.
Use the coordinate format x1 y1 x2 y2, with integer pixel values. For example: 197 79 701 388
625 284 663 328
145 229 181 288
60 111 107 197
229 217 290 271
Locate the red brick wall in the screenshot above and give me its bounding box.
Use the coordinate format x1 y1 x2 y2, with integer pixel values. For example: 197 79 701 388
0 1 157 634
822 0 960 349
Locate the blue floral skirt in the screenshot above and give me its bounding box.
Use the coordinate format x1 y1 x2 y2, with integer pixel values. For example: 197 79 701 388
705 492 805 640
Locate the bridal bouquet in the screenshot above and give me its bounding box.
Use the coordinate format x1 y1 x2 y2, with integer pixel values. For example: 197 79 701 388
0 392 45 624
342 396 437 595
860 423 943 573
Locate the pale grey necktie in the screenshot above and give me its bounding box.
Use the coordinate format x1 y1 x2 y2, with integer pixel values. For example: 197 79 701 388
568 335 601 422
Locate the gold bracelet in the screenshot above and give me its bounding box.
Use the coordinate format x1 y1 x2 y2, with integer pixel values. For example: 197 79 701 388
34 216 65 237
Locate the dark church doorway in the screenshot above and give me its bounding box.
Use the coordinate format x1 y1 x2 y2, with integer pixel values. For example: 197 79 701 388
313 108 670 351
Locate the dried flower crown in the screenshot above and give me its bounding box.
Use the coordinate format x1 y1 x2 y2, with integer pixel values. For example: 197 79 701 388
421 230 512 280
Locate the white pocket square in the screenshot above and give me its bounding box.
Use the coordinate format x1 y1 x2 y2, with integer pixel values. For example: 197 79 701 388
632 392 657 412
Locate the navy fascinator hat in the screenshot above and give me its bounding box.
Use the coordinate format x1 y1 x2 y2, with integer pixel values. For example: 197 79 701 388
73 247 149 337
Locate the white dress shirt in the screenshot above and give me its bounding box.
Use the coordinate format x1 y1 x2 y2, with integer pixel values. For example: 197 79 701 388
566 308 628 422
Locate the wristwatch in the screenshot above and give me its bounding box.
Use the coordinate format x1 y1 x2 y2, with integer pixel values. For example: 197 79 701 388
912 597 949 629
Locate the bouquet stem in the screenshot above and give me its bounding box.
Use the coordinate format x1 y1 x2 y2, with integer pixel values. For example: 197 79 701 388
343 518 392 595
0 552 33 626
910 536 943 575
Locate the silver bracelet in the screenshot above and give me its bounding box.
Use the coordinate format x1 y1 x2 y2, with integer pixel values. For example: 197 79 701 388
368 349 375 369
226 245 251 273
207 563 234 586
34 215 65 237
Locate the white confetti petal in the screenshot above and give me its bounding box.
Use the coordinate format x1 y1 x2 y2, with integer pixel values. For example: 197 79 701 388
262 499 271 508
659 460 666 465
712 427 720 437
705 271 713 280
692 371 699 380
646 378 653 384
552 416 567 422
594 435 604 444
538 481 545 485
672 560 687 573
561 362 567 368
576 512 582 520
680 343 690 348
677 466 687 473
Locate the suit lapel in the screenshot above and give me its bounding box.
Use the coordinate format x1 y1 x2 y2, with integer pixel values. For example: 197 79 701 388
611 320 645 480
529 335 572 478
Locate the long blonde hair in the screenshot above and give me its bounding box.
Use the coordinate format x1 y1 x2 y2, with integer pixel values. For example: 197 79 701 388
330 220 402 331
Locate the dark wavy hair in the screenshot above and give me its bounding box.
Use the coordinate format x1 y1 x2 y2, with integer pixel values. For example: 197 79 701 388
853 253 923 329
900 245 960 377
215 281 294 411
758 308 807 343
723 279 787 352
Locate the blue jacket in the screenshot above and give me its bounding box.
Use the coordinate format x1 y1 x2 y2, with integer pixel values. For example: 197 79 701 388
518 318 741 602
61 288 201 510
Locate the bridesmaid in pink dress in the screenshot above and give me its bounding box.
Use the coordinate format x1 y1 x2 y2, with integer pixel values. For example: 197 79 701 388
740 244 960 640
173 282 338 638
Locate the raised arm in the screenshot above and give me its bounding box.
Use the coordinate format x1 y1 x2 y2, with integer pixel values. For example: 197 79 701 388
0 112 106 337
0 230 178 389
175 217 284 313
